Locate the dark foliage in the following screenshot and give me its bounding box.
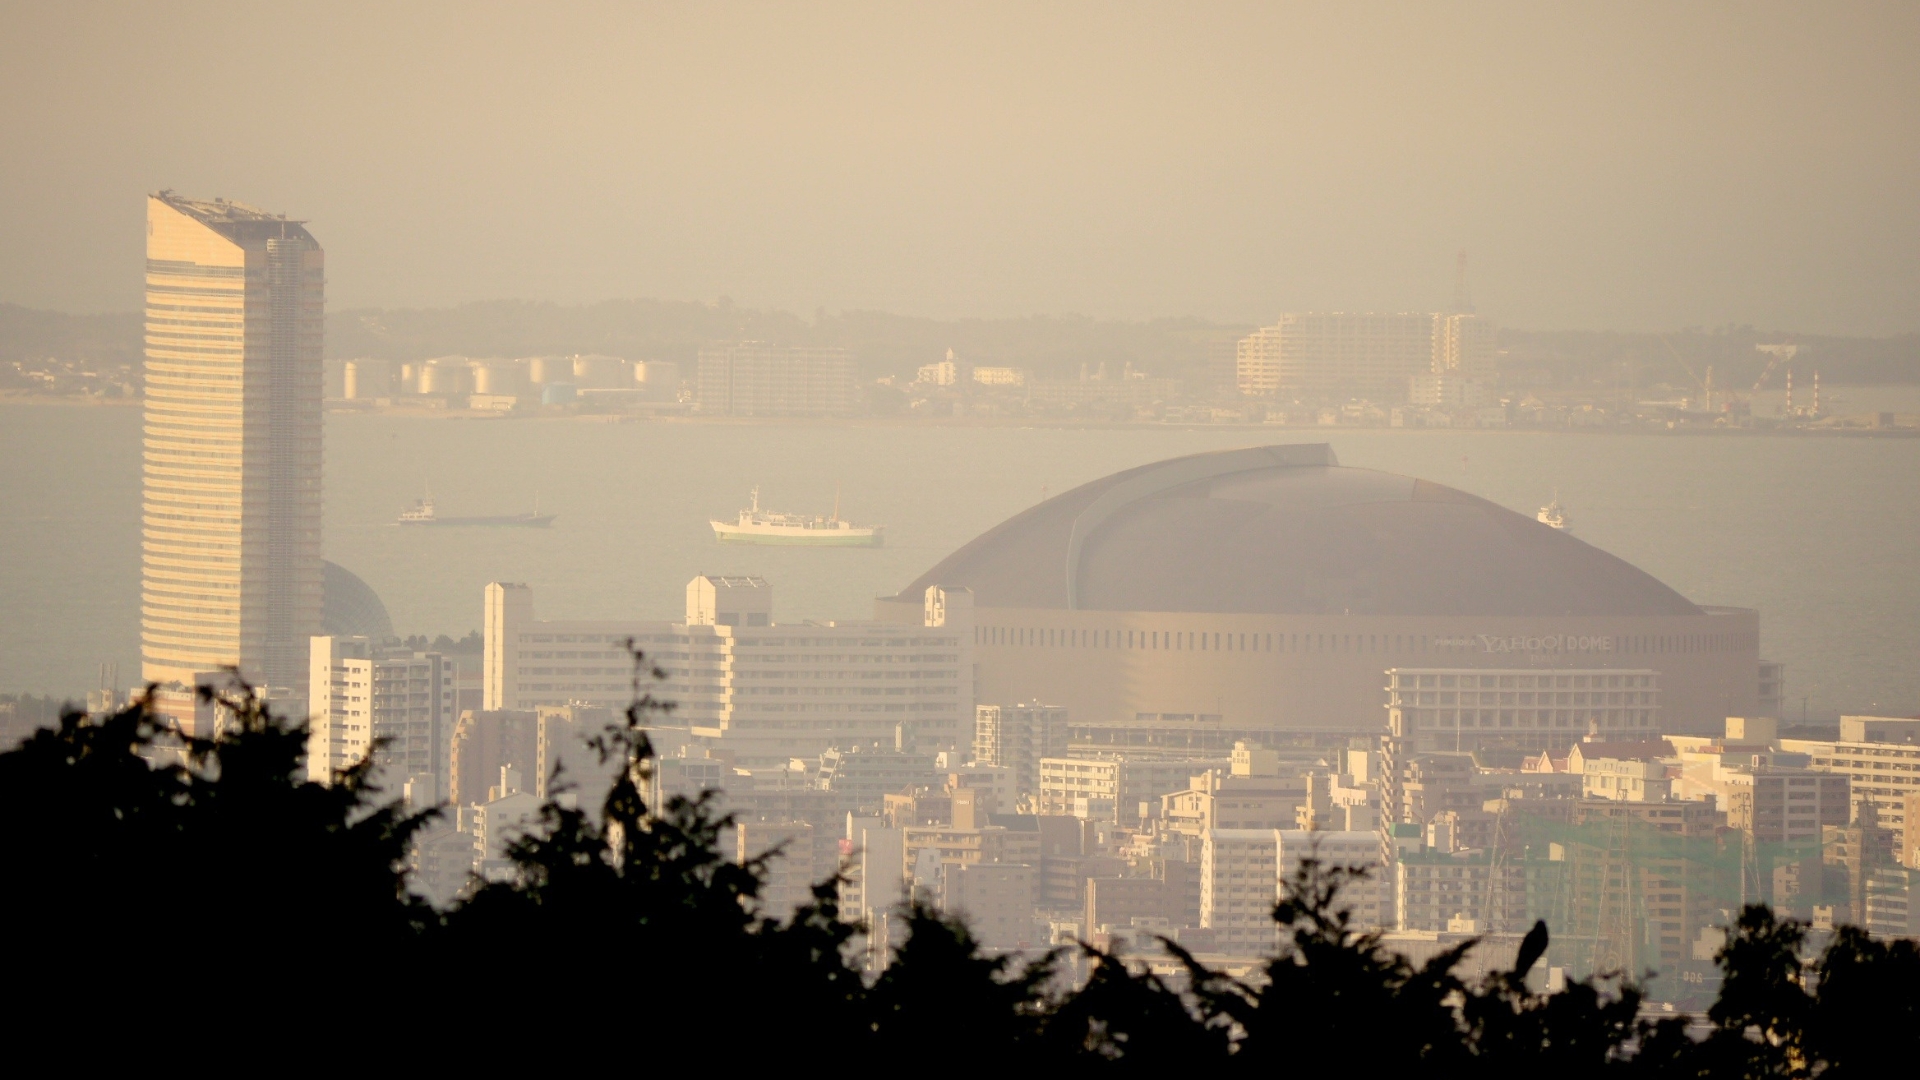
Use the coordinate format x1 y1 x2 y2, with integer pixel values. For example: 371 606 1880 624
2 665 1917 1069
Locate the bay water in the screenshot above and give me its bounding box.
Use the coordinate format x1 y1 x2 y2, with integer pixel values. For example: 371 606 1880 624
3 400 1916 720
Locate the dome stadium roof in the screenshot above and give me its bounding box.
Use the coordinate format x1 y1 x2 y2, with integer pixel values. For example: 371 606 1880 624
896 444 1700 618
322 561 395 639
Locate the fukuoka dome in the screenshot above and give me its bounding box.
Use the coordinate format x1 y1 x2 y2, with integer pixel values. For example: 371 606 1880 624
877 445 1762 751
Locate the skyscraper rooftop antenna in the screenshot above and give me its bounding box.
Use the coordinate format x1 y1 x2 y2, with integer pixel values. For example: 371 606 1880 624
1452 249 1475 314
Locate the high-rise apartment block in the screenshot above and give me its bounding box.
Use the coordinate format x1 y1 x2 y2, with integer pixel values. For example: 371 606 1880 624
1235 312 1493 400
695 342 857 416
142 193 324 708
308 636 454 793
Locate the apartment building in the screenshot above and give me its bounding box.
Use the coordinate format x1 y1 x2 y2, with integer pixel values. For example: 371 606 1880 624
1785 716 1920 852
1235 312 1494 400
1039 755 1228 823
974 702 1067 803
308 635 454 794
484 577 975 765
695 342 857 417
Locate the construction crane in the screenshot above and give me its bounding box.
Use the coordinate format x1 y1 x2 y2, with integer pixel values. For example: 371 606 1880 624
1657 336 1712 409
1752 344 1798 396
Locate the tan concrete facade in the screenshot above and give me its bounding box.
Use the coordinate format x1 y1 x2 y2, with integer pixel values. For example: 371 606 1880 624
141 194 324 701
879 601 1759 739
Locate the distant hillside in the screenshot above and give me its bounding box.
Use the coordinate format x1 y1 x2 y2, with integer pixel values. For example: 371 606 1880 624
1500 327 1920 392
0 304 141 366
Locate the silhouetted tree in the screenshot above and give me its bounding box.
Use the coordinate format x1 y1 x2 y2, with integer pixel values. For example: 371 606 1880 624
5 658 1919 1069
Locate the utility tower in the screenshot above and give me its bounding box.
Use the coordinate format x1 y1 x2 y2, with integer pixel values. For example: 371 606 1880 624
1452 249 1475 313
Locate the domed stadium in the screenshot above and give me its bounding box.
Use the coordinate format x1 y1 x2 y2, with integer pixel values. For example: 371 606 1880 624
880 444 1759 747
322 561 394 640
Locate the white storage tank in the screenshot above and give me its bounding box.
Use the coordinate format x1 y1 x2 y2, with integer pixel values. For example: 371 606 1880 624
471 360 524 396
418 357 472 396
634 360 681 398
571 354 629 389
528 356 565 385
344 359 392 399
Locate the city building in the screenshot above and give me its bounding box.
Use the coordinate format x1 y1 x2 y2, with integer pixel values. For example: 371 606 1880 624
1043 755 1231 824
972 366 1027 387
1784 718 1920 854
1864 866 1920 940
1581 756 1674 802
1719 769 1850 845
307 636 455 794
1560 797 1722 969
449 710 539 808
974 702 1067 802
1200 828 1387 956
877 444 1761 740
737 819 820 920
472 785 544 882
1407 372 1490 408
1199 828 1281 956
816 745 941 815
1277 829 1390 929
141 193 325 714
1162 748 1307 834
1395 847 1528 934
1236 313 1492 400
942 862 1040 951
695 342 857 417
485 577 975 765
1387 667 1663 755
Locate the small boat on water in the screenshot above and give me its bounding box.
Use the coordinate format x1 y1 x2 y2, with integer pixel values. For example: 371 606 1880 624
398 494 556 527
711 487 883 547
1537 497 1570 531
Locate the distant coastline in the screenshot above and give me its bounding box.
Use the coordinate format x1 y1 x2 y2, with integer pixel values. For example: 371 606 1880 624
3 392 1915 436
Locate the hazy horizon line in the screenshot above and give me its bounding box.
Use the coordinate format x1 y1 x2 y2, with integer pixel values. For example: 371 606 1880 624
6 297 1915 343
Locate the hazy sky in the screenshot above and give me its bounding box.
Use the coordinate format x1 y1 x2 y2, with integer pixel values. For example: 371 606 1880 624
2 2 1916 332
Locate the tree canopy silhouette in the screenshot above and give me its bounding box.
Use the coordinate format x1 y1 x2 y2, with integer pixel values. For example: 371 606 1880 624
1 664 1916 1070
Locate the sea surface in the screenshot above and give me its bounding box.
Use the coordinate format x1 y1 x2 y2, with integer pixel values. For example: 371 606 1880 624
4 398 1918 720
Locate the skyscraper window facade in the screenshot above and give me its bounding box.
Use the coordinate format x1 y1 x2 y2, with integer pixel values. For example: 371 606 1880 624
142 193 324 707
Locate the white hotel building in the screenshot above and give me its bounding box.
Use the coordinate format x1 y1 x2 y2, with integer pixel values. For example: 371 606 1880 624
484 576 974 765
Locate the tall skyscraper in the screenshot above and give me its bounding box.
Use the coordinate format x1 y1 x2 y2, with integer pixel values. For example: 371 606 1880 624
142 193 324 710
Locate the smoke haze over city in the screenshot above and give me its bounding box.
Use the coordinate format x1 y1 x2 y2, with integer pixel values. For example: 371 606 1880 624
3 3 1920 1058
1 1 1917 332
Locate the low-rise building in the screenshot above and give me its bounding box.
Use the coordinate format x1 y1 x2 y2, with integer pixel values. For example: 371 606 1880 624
1043 754 1230 823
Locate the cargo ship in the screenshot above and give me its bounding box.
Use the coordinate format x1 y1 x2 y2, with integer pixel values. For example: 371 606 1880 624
398 495 556 527
711 487 883 546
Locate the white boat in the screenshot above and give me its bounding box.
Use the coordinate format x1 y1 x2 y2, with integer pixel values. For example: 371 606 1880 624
1537 498 1570 531
711 487 883 547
